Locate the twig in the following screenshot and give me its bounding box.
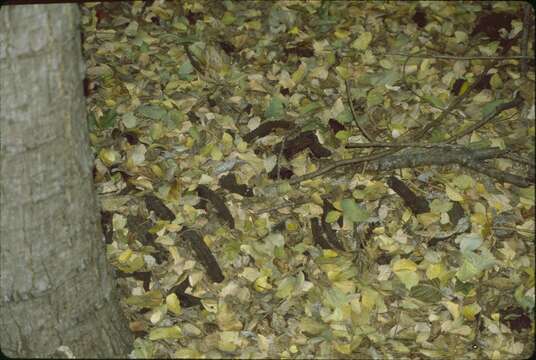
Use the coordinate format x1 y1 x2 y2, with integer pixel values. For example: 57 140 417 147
345 79 374 141
346 142 458 149
415 59 499 138
388 53 531 61
492 226 534 235
502 153 535 168
275 134 288 181
463 159 532 188
445 95 524 143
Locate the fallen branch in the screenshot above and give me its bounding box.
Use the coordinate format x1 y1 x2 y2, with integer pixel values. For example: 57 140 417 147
463 159 533 188
346 142 454 149
388 53 531 61
289 146 532 187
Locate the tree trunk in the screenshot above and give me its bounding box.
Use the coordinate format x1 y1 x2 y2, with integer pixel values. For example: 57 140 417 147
0 5 133 358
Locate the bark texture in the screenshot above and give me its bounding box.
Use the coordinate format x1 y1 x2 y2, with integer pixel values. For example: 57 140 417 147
0 5 133 358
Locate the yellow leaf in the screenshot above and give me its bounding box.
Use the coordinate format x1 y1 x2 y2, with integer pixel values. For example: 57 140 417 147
149 326 181 340
211 146 223 161
392 259 417 272
166 293 182 316
334 342 351 354
221 132 233 147
361 288 377 310
442 301 460 320
462 302 481 321
118 249 133 263
333 280 356 294
288 26 300 35
254 275 272 292
326 210 342 223
99 148 121 166
125 290 162 307
311 192 323 205
240 267 260 282
332 200 342 211
417 212 440 226
150 164 164 178
129 176 153 190
446 185 464 202
291 62 307 84
285 221 299 232
217 303 243 331
459 80 471 96
351 32 373 50
426 263 448 282
218 331 239 353
334 29 350 39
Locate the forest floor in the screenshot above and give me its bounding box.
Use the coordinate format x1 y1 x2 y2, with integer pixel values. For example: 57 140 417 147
81 2 534 358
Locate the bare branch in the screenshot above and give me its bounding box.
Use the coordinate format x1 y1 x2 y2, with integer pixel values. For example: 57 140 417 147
388 53 531 61
463 159 533 188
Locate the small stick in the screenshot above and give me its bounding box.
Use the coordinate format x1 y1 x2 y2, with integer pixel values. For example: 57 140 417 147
345 79 374 142
388 53 531 61
346 142 457 149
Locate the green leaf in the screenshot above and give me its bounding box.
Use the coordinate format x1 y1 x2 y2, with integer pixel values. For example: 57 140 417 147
452 175 475 190
515 285 535 311
122 112 137 128
265 95 285 119
335 109 353 124
167 110 185 127
423 94 445 108
395 270 419 290
410 283 442 303
178 59 194 79
275 275 297 299
341 198 369 224
351 32 373 50
188 126 200 143
87 112 97 131
481 99 506 118
456 233 482 254
456 249 496 282
430 199 452 214
137 105 167 120
131 339 155 359
222 12 236 25
299 101 322 115
366 88 383 107
335 130 351 141
99 109 117 129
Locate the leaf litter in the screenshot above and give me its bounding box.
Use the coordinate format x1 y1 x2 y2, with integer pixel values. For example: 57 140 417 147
81 1 534 358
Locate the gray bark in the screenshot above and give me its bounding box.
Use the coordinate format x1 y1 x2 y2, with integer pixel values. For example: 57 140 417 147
0 4 133 358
